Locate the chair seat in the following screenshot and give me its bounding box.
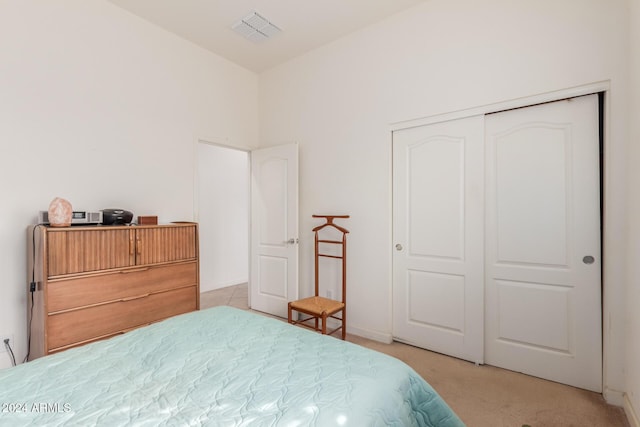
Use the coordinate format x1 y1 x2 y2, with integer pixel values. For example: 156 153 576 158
289 296 345 316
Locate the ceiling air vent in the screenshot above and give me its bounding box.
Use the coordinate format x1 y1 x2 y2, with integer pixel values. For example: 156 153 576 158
232 11 281 43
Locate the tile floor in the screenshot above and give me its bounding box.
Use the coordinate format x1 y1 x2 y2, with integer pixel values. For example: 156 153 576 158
200 282 249 311
200 283 630 427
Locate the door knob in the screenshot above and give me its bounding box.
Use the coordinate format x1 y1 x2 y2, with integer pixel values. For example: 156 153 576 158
285 238 298 245
583 255 595 265
395 244 403 251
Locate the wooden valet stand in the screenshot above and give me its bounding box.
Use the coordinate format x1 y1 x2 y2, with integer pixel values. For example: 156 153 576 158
288 215 349 339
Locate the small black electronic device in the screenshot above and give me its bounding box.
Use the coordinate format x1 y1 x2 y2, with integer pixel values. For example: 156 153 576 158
101 209 133 225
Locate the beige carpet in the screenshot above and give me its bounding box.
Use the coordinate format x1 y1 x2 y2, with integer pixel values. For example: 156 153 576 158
201 284 629 427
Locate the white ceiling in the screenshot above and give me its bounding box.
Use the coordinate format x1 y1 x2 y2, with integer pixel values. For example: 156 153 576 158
108 0 426 72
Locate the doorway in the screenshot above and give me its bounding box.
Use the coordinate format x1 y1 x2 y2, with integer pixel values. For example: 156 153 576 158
195 141 299 318
196 141 249 293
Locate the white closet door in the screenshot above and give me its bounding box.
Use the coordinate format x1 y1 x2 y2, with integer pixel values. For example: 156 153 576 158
484 95 602 392
392 116 485 364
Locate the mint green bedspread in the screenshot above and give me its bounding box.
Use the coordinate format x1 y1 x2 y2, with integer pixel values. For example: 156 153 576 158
0 306 464 426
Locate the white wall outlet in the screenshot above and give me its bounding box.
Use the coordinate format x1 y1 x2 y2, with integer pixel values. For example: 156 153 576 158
326 290 332 299
1 334 14 354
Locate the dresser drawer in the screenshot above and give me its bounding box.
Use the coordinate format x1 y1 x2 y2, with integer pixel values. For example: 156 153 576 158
47 286 197 351
47 262 197 313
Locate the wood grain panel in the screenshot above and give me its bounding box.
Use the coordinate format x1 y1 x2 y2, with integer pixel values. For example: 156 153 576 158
47 286 197 350
47 322 151 354
136 225 197 265
48 262 197 312
47 228 133 277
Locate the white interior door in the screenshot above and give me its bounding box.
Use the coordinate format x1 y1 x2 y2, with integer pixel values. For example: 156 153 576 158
484 95 602 392
392 115 485 364
250 143 299 318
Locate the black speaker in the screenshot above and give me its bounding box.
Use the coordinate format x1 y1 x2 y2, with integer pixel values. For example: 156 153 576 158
101 209 133 225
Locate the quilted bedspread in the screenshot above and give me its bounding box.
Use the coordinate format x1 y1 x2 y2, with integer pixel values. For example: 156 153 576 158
0 306 464 426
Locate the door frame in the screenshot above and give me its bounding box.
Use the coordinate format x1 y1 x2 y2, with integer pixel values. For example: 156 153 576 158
390 80 618 402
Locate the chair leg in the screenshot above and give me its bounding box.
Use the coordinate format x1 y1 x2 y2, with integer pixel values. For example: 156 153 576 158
321 312 328 334
342 310 346 340
287 303 292 324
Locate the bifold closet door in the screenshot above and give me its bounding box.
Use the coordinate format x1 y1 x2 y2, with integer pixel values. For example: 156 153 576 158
484 95 602 392
392 115 485 364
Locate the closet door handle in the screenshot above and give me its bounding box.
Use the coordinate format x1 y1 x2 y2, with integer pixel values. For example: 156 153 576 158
395 244 403 251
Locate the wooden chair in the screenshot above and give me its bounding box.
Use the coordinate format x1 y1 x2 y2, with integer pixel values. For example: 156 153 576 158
288 215 349 339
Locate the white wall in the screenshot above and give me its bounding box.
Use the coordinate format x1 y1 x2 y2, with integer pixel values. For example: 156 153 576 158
626 0 640 422
259 0 630 403
0 0 258 369
197 143 249 292
1 0 635 410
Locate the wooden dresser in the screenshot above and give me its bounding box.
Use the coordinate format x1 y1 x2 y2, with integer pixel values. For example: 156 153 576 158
27 223 199 360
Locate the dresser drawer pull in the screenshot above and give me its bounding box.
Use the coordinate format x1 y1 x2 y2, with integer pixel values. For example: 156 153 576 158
119 267 150 274
120 293 150 302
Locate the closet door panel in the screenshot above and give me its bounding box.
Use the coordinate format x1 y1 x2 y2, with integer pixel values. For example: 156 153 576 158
485 95 602 393
494 124 568 265
392 115 485 364
408 137 464 260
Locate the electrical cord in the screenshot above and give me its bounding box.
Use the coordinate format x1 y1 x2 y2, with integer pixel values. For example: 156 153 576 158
23 224 43 363
23 290 35 363
4 339 16 367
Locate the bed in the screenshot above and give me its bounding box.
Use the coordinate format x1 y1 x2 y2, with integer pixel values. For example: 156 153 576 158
0 306 464 426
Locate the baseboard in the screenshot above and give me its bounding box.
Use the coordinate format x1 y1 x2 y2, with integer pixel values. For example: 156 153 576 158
605 388 626 406
347 324 393 344
625 394 640 427
295 319 393 344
